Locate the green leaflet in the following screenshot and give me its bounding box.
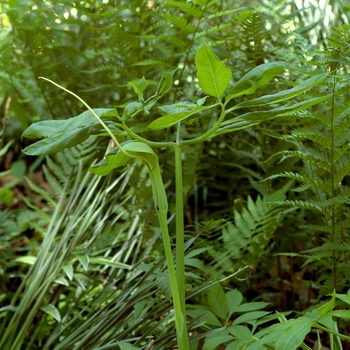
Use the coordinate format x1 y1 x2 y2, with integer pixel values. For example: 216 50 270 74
148 104 215 130
225 62 286 102
231 73 329 108
22 108 119 156
208 284 228 321
214 95 331 137
247 317 314 350
195 44 232 99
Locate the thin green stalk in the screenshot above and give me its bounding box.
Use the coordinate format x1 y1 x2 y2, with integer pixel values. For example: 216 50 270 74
122 120 175 149
149 165 190 349
330 75 337 291
181 102 224 146
175 123 186 316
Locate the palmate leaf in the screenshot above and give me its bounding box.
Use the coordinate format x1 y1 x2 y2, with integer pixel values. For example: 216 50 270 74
195 44 232 99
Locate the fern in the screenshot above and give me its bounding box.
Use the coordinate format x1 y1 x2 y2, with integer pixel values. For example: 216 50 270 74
208 182 294 274
234 11 268 65
266 23 350 294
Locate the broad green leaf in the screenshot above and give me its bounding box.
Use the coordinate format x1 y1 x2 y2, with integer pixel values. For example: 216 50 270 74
226 340 250 350
226 290 243 316
228 324 253 340
89 257 132 269
233 311 270 325
158 101 197 115
186 258 206 272
215 95 331 137
208 283 228 321
196 44 232 98
335 293 350 306
225 62 286 102
241 95 331 120
22 108 117 156
187 309 222 327
40 304 61 322
232 73 329 108
148 104 215 130
23 108 113 139
203 332 233 350
274 317 314 350
325 310 350 318
247 316 314 350
318 316 343 350
235 302 270 313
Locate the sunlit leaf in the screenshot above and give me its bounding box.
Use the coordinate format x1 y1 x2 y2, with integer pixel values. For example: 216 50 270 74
232 73 329 108
225 62 286 102
148 104 215 130
196 44 232 98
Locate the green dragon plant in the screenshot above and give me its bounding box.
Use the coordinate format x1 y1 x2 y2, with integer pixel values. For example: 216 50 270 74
21 44 329 348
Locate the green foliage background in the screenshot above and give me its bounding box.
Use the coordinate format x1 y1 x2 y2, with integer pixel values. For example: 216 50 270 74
1 0 350 349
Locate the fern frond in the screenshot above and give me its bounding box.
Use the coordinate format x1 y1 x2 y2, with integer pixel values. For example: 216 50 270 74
165 0 203 18
275 199 323 211
333 153 350 185
327 24 350 50
274 149 331 172
266 172 332 195
234 10 268 64
210 182 293 272
161 14 196 33
288 129 331 149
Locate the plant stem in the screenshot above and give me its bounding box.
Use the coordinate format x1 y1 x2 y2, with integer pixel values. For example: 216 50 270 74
149 165 190 349
181 102 225 146
330 75 337 291
175 123 187 318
